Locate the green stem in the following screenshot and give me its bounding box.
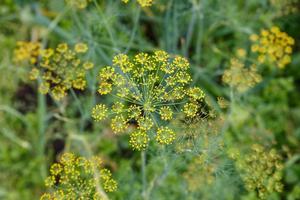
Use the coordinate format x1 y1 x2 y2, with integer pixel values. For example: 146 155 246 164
195 0 204 65
37 90 47 178
141 150 147 200
230 87 235 106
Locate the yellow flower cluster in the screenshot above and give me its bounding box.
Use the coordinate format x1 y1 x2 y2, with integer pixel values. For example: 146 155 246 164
250 26 294 68
222 58 262 92
122 0 153 7
92 104 108 122
228 144 284 199
65 0 92 9
40 153 117 200
14 41 41 65
14 42 93 100
129 130 150 151
92 51 205 150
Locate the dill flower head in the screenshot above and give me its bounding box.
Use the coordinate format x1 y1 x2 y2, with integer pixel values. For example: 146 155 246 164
14 42 93 100
183 102 199 118
75 42 89 53
40 42 93 100
229 144 284 199
65 0 91 9
222 58 262 92
129 130 150 151
122 0 153 7
250 26 294 68
111 115 129 133
40 153 117 200
92 104 108 121
92 51 206 150
159 106 173 120
155 126 176 145
13 41 41 65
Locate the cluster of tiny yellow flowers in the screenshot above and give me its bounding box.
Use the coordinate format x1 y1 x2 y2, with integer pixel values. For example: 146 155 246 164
92 51 205 150
14 42 93 100
92 104 108 122
40 153 117 200
222 58 262 92
129 130 150 151
65 0 92 9
250 26 294 68
122 0 153 7
13 41 41 65
156 126 176 145
228 144 284 199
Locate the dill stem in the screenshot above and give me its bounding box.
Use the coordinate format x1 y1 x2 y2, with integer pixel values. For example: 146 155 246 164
37 89 47 179
141 150 148 200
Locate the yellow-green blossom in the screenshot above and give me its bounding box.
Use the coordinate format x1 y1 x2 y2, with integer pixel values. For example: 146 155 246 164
228 144 284 199
186 87 205 101
40 153 117 200
13 41 41 64
93 51 206 150
98 82 113 95
129 130 150 151
138 116 154 131
250 26 294 68
111 115 128 133
222 58 262 92
14 42 93 100
159 106 173 120
75 42 88 53
156 126 176 145
183 102 199 118
92 104 108 121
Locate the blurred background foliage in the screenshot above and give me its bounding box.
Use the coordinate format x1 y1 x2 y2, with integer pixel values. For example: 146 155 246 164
0 0 300 199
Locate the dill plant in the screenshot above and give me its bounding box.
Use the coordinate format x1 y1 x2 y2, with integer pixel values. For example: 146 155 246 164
3 0 300 199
